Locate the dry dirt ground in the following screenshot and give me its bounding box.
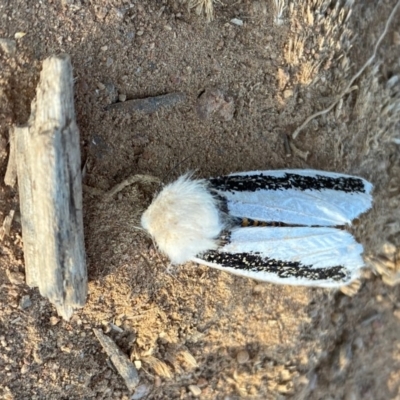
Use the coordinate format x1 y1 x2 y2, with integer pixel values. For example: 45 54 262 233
1 0 400 399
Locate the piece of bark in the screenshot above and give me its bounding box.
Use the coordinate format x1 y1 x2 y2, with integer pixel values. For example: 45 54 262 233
105 92 185 113
14 54 87 320
93 329 140 392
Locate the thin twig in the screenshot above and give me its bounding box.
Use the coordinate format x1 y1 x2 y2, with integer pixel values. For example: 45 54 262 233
106 174 161 198
292 0 400 140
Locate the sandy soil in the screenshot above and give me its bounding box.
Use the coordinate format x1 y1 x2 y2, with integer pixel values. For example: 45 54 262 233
1 1 400 399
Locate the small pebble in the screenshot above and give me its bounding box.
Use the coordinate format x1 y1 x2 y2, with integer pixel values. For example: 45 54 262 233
118 94 127 102
50 316 60 326
230 18 243 26
20 364 29 374
196 88 235 121
188 385 202 397
19 295 32 309
283 89 293 99
137 30 144 36
353 337 364 350
236 350 250 364
280 369 291 382
101 45 108 51
97 82 106 90
14 32 26 39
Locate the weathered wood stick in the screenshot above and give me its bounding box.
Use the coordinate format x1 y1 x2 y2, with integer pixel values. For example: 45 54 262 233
11 54 87 320
93 329 140 392
105 92 185 113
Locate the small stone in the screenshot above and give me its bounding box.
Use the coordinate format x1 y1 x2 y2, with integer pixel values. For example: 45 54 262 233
236 350 250 364
196 88 235 121
188 385 202 397
97 82 106 90
109 323 123 333
280 369 291 382
50 316 60 326
217 40 224 50
283 89 293 98
118 93 127 102
354 337 364 350
61 345 71 353
14 32 26 39
19 295 32 309
230 18 243 26
137 30 144 36
106 92 185 113
104 82 118 102
20 364 29 374
101 45 108 51
0 38 16 55
134 360 142 369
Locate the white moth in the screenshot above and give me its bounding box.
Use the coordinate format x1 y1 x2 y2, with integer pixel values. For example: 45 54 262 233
141 170 373 288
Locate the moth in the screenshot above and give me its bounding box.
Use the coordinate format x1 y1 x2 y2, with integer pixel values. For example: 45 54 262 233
141 170 373 288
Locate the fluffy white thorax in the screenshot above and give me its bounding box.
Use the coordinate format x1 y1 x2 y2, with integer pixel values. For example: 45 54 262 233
141 175 224 264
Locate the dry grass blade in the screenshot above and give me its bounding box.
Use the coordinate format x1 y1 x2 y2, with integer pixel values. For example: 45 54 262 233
188 0 214 22
273 0 287 25
106 174 161 198
292 0 400 139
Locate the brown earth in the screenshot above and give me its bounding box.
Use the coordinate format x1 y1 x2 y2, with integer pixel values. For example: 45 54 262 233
1 1 400 399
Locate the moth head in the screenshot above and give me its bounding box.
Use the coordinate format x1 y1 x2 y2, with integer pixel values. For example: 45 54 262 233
141 174 224 264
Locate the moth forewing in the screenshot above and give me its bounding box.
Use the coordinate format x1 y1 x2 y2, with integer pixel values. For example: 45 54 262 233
141 169 373 288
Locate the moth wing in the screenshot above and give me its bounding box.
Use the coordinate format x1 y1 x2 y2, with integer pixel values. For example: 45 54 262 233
193 227 364 287
210 169 373 226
